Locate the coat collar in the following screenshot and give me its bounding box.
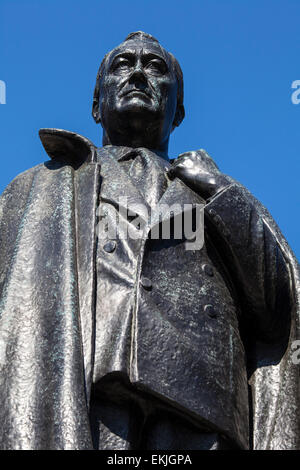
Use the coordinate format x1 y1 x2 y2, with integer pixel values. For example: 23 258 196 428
39 128 205 229
39 128 97 166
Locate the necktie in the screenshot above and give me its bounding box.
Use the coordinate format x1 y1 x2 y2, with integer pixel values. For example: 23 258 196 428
120 148 171 208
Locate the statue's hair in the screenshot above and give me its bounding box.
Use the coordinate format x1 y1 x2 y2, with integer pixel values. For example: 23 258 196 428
92 31 185 129
124 31 159 43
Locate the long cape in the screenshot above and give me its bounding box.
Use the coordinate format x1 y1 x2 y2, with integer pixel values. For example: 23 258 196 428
0 128 299 449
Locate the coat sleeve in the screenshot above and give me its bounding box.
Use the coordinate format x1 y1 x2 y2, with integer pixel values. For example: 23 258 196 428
204 182 293 344
204 180 300 449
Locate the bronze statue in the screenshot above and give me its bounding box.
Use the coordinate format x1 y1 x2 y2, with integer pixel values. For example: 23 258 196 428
0 31 299 450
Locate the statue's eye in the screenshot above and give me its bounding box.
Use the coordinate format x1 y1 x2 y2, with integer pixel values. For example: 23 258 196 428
112 58 132 72
145 59 167 75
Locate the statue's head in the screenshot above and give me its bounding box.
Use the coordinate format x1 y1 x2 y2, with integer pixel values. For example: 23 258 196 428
92 32 185 154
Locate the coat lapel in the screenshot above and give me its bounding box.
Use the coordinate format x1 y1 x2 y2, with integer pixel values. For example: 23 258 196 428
74 162 101 405
149 176 206 234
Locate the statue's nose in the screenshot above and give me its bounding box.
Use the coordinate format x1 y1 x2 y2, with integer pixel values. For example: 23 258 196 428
129 65 147 87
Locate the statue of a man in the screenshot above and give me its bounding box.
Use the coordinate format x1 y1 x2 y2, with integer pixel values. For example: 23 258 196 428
0 32 299 450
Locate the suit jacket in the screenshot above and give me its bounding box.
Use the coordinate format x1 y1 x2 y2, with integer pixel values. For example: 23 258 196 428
0 128 298 449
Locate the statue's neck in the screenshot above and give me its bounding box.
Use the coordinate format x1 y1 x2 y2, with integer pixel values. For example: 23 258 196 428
102 130 170 161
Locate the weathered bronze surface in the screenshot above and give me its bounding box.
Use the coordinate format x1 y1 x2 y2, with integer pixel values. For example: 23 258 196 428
0 32 299 450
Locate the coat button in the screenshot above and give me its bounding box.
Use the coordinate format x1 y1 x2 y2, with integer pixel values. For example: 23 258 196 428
202 264 214 277
140 276 152 290
204 304 217 318
103 241 116 253
214 214 222 226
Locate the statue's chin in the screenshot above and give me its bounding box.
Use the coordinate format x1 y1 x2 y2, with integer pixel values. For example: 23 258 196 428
111 104 161 129
117 99 156 116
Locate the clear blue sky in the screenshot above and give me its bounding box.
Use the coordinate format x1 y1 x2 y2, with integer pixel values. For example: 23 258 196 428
0 0 299 259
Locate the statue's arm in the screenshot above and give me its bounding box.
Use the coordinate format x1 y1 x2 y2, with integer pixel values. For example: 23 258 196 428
205 182 293 342
169 150 294 343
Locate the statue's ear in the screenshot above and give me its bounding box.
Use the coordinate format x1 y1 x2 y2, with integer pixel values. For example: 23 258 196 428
92 98 101 124
173 103 185 129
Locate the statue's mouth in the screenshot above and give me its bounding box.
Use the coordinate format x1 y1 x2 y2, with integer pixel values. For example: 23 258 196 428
122 88 151 98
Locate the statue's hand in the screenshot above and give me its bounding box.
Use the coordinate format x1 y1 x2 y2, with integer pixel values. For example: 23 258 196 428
168 150 230 199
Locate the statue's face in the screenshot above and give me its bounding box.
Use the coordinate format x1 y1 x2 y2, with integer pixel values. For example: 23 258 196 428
99 39 178 134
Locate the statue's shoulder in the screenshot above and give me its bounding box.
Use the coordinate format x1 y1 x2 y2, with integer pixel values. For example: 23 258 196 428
0 164 42 203
1 128 98 201
39 128 97 166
